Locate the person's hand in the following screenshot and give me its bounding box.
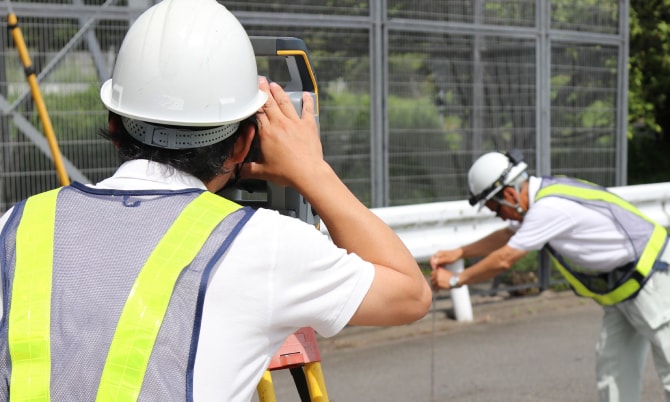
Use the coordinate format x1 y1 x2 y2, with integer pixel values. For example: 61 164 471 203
430 268 455 290
429 249 462 270
241 76 323 189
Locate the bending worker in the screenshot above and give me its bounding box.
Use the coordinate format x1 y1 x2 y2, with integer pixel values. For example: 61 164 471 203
0 0 431 400
430 149 670 402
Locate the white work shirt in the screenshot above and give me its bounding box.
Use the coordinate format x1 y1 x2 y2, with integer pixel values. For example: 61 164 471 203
507 176 635 272
0 160 375 401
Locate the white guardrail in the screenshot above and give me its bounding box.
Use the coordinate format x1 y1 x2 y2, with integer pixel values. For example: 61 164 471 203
320 181 670 262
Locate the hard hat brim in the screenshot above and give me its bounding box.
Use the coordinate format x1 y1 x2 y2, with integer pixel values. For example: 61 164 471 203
100 79 268 127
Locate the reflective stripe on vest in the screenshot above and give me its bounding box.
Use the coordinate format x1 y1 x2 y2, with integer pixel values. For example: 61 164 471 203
9 190 240 401
536 182 667 305
9 188 60 402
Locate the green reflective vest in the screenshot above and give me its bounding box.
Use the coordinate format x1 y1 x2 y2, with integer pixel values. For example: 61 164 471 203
536 177 667 306
5 187 244 401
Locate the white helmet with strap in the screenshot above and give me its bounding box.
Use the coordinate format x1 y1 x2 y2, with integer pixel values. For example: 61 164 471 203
99 0 267 149
467 150 528 211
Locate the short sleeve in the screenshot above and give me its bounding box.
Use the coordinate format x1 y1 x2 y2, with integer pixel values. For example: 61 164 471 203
267 212 375 337
508 198 577 251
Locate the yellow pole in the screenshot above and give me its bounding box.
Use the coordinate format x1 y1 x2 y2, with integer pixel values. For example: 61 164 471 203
256 370 278 402
6 10 70 186
304 362 329 402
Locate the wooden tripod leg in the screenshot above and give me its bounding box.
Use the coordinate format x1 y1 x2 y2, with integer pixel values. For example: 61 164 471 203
304 362 329 401
256 370 278 402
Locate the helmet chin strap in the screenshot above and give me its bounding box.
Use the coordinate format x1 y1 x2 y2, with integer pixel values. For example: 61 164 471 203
516 205 526 218
495 182 526 218
496 198 525 217
512 181 527 218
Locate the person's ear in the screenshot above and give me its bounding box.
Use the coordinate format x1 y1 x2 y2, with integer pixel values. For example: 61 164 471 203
230 124 256 164
503 186 518 203
107 113 122 149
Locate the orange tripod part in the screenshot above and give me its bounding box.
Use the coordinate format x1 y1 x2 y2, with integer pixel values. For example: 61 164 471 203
257 327 329 402
268 327 321 370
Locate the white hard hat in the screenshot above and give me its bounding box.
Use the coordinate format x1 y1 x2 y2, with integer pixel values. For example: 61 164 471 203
467 150 528 210
100 0 267 146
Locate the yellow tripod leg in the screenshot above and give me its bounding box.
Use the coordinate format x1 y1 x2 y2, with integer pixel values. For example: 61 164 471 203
256 370 277 402
304 362 329 402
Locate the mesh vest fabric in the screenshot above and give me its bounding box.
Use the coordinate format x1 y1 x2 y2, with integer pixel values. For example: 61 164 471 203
0 184 254 400
536 176 667 304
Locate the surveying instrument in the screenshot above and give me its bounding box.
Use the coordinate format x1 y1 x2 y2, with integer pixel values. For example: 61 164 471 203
219 36 319 227
218 36 328 402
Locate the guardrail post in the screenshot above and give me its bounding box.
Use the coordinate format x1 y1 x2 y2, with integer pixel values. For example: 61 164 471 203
447 260 473 321
538 249 551 291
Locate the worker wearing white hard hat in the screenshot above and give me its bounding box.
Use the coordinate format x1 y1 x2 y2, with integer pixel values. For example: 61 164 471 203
0 0 431 400
431 149 670 402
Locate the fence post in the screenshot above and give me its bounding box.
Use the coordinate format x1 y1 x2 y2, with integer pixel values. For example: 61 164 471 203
446 260 473 322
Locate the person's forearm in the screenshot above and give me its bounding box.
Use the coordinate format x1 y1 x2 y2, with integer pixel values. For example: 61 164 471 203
299 162 431 325
459 245 526 285
459 255 508 284
298 162 419 275
461 228 514 259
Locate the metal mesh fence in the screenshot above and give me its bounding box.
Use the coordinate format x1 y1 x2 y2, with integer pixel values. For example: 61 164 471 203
0 0 627 212
551 0 620 34
224 1 369 16
550 42 619 184
387 0 536 26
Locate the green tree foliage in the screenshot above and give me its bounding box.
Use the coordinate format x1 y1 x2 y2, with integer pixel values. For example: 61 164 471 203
628 0 670 184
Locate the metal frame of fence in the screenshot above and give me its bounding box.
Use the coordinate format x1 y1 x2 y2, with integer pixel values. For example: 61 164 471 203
0 0 628 212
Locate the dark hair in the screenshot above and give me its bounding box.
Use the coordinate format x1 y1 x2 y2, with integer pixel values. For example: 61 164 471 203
98 112 257 183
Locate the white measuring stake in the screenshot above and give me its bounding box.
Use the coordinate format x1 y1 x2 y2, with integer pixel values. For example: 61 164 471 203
447 260 473 322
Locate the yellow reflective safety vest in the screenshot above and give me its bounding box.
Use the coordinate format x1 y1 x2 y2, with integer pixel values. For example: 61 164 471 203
536 176 668 306
0 184 254 401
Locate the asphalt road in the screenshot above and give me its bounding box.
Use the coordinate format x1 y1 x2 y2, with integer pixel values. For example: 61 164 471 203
255 291 665 402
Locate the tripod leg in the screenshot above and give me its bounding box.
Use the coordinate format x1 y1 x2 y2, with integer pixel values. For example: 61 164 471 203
289 367 312 402
256 370 278 402
304 362 329 402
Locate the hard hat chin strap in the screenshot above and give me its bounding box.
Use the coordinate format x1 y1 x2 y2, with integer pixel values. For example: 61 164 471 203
495 197 525 217
494 180 527 218
512 176 528 217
